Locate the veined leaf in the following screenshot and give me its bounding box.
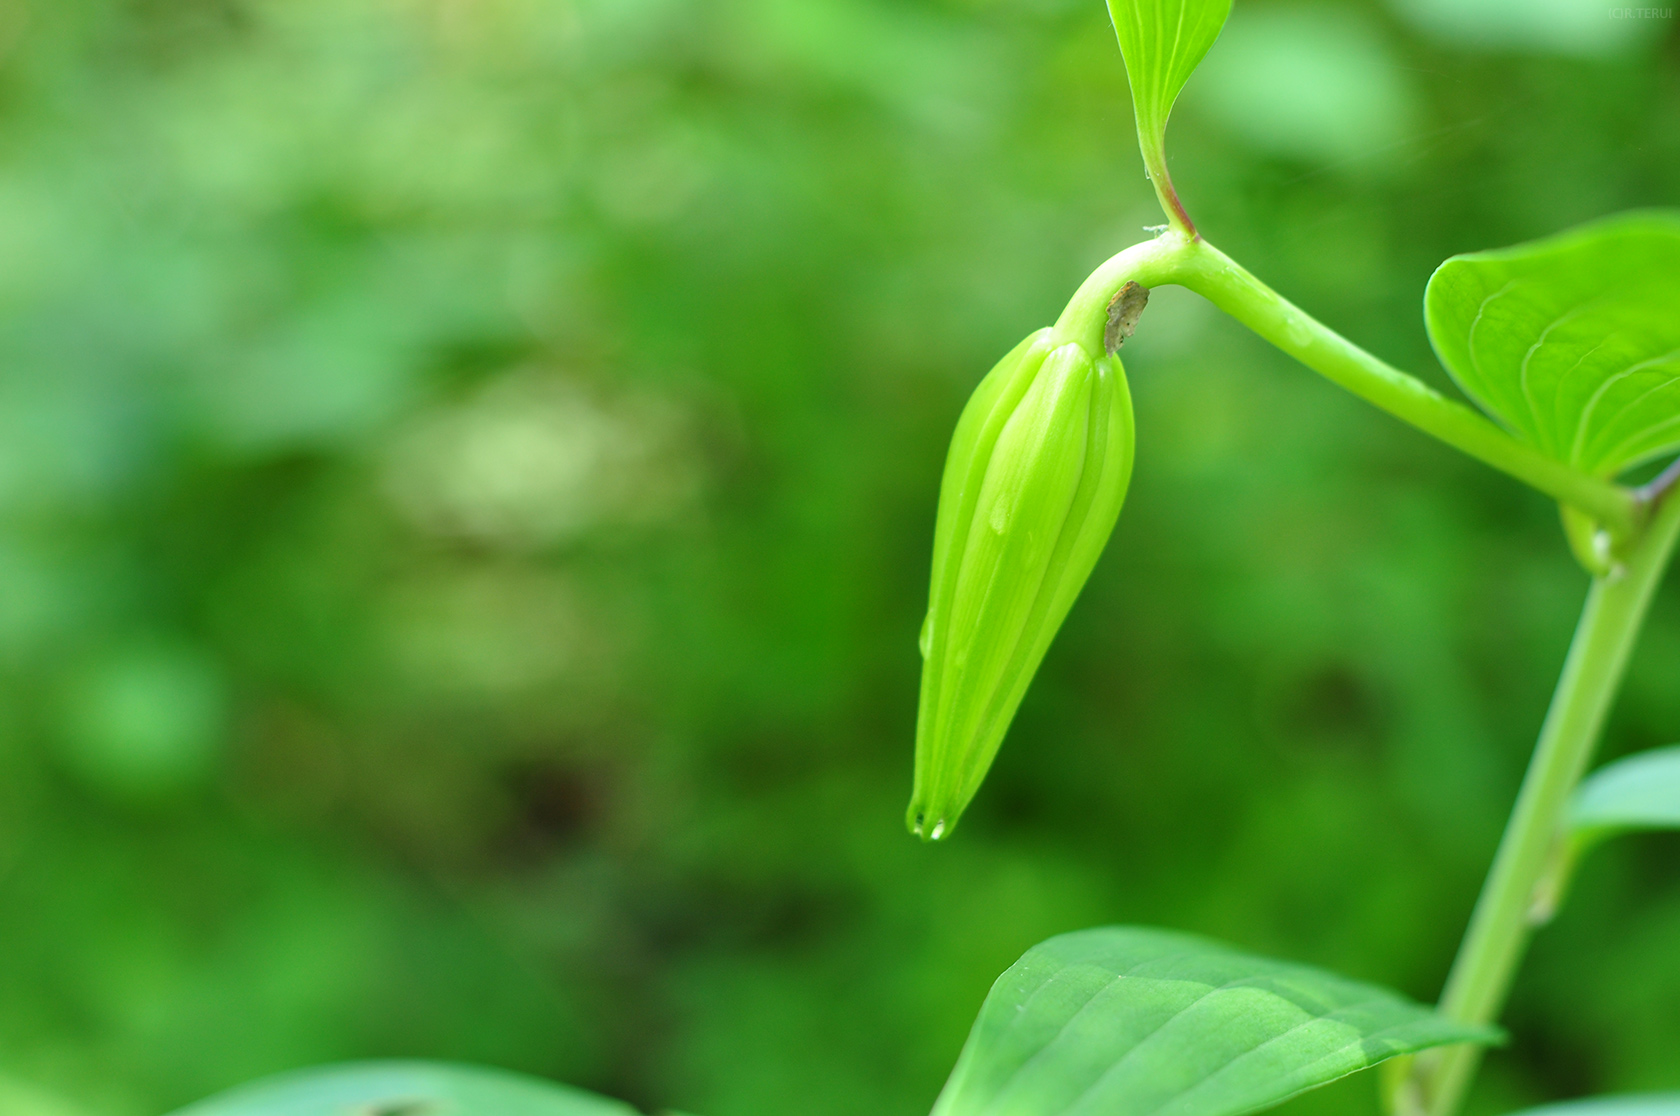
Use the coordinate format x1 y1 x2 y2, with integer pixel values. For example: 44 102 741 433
1572 744 1680 837
1507 1096 1680 1116
932 926 1498 1116
164 1061 641 1116
1107 0 1232 162
1425 211 1680 478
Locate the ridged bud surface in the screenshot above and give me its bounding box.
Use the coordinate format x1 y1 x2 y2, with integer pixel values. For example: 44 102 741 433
909 331 1136 840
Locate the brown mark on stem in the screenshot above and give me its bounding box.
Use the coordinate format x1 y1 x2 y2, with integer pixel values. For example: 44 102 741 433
1105 282 1150 356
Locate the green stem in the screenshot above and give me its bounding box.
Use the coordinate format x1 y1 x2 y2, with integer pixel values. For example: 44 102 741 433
1052 236 1636 534
1409 485 1680 1116
1058 233 1671 1114
1139 137 1196 239
1168 239 1638 537
1051 232 1201 352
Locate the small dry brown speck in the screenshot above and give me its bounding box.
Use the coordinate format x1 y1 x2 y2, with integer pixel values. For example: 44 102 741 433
1104 281 1150 356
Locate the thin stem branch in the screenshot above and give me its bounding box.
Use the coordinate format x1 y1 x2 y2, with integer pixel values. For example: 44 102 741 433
1408 486 1680 1116
1050 235 1636 530
1139 143 1196 239
1168 239 1639 537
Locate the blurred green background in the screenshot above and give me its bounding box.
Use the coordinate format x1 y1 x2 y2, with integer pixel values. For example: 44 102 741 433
0 0 1677 1114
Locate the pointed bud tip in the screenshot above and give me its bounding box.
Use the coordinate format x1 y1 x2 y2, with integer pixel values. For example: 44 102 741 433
905 804 954 843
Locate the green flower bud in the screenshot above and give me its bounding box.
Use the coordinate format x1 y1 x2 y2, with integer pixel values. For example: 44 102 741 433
909 329 1136 840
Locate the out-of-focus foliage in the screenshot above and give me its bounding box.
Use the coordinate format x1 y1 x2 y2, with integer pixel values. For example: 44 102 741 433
0 2 1675 1116
168 1062 638 1116
1508 1097 1680 1116
1573 745 1680 837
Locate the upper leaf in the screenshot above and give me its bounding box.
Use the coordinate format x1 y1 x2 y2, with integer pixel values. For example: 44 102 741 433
1506 1096 1680 1116
1425 212 1680 478
1571 744 1680 837
933 926 1499 1116
165 1061 641 1116
1107 0 1232 165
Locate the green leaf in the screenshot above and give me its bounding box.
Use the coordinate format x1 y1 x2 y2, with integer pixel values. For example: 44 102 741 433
1107 0 1232 164
1572 744 1680 837
933 926 1499 1116
1424 211 1680 478
1507 1096 1680 1116
163 1061 642 1116
1529 745 1680 925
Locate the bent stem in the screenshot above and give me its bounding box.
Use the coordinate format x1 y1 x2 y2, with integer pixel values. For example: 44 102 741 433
1051 232 1200 352
1402 485 1680 1116
1168 239 1638 537
1051 235 1635 532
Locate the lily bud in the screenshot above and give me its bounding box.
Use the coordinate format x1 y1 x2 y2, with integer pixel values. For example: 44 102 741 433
909 330 1136 840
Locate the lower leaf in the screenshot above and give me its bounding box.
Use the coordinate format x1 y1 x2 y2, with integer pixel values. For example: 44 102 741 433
163 1061 641 1116
933 926 1500 1116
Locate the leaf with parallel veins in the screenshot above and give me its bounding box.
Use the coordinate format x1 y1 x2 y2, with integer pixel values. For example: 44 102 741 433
1425 211 1680 479
932 926 1500 1116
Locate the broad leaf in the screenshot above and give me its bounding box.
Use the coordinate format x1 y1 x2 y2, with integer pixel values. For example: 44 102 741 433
1572 744 1680 836
1425 211 1680 478
165 1061 640 1116
1508 1096 1680 1116
1107 0 1232 158
933 927 1498 1116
